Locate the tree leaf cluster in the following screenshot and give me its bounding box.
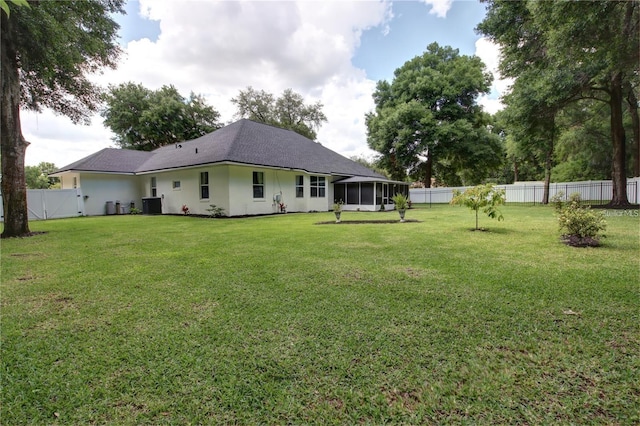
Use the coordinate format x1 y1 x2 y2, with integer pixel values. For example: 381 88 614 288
231 87 327 141
101 83 222 151
11 0 125 124
365 42 504 187
0 0 29 17
25 162 58 189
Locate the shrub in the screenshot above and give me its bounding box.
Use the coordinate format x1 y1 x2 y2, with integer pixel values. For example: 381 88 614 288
391 193 409 211
450 184 505 230
551 192 606 247
206 204 226 218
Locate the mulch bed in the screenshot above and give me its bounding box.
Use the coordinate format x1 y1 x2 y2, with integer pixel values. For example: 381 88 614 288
561 235 601 247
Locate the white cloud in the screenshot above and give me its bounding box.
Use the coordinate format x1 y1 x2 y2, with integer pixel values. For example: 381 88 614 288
22 110 115 167
24 0 394 166
474 37 513 114
420 0 453 18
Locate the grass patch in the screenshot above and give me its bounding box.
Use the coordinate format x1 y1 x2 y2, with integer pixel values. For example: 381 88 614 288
2 205 639 424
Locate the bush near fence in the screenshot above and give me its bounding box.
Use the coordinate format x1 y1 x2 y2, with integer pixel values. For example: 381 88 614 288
410 178 640 206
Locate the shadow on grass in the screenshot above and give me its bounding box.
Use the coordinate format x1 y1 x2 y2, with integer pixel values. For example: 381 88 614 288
452 226 514 234
315 219 422 225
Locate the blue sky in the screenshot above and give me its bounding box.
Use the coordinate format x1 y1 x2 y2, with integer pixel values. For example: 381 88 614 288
353 1 487 81
23 0 506 167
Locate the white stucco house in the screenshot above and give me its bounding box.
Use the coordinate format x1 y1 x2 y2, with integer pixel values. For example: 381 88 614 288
51 119 409 217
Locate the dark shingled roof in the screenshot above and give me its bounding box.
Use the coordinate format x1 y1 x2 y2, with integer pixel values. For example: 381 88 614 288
53 148 152 174
54 119 385 179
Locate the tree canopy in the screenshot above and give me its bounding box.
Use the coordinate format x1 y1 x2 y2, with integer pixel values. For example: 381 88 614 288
101 83 222 151
365 42 503 187
25 162 59 189
1 0 124 237
231 87 327 141
478 0 639 206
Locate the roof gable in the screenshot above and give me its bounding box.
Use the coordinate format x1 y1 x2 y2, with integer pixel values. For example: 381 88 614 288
53 148 152 174
137 119 383 178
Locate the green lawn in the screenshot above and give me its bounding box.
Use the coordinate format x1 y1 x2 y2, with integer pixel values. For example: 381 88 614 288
2 205 638 424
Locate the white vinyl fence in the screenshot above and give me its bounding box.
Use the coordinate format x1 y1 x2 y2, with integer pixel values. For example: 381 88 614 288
410 178 640 206
0 188 85 221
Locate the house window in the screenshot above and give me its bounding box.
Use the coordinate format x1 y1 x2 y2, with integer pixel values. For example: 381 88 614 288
151 177 157 197
361 183 374 205
295 175 304 198
200 172 209 199
310 176 325 198
347 183 359 204
334 183 345 204
253 171 264 199
173 180 181 190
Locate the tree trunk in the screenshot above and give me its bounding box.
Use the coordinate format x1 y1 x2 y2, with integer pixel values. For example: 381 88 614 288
541 116 555 205
542 148 552 205
513 160 519 183
422 154 433 188
609 72 630 207
625 82 640 177
1 11 31 238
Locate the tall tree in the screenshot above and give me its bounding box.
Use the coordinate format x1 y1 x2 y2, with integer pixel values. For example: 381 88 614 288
1 0 124 238
101 83 222 151
231 86 327 141
365 43 503 187
478 0 640 206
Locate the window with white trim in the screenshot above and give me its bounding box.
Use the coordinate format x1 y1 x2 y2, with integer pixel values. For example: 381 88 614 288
173 180 181 190
151 177 157 197
200 172 209 199
310 176 325 198
253 171 264 199
295 175 304 198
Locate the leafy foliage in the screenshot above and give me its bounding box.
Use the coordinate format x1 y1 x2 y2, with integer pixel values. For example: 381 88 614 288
25 162 58 189
0 0 29 17
365 43 503 187
391 193 408 211
551 100 614 182
231 87 327 140
102 83 222 151
551 192 607 247
206 204 226 218
10 0 124 122
450 183 505 230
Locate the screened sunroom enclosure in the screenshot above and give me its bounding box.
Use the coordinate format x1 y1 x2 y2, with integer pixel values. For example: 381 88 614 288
332 177 409 211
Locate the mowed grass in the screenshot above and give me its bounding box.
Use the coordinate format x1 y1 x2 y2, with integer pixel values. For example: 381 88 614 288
1 205 638 424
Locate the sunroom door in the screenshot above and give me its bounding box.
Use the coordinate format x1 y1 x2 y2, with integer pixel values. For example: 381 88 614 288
382 183 389 205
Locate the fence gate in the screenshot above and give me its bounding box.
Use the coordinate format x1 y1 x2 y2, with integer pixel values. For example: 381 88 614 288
1 189 85 221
